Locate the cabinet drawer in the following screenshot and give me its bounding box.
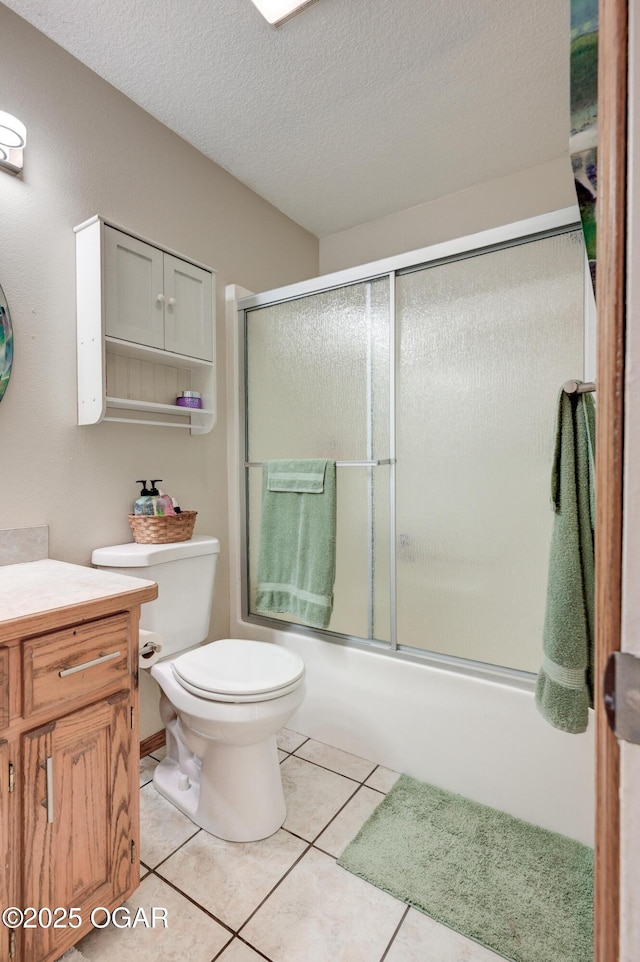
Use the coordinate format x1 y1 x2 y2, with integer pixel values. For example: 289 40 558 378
23 614 131 716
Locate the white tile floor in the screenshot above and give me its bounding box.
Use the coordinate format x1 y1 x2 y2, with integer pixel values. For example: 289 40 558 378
76 731 505 962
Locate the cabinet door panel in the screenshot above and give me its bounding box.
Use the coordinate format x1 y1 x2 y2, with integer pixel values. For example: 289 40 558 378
163 254 213 360
104 226 164 349
0 648 8 730
22 694 132 960
0 739 14 962
22 722 55 961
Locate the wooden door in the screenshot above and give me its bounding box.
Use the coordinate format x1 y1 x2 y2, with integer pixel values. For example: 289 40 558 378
21 692 133 961
594 1 628 961
163 253 213 360
104 225 165 349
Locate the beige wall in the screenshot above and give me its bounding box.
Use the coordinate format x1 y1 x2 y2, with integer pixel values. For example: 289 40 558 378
0 5 318 582
0 5 318 738
319 156 576 273
0 7 581 746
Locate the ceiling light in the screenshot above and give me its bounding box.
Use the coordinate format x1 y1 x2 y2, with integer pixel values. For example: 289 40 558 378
0 111 26 174
249 0 319 27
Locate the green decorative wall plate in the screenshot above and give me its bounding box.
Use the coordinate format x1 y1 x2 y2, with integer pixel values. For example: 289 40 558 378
0 284 13 402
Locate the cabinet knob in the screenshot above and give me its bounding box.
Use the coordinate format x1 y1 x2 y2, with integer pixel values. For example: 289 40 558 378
168 297 176 307
156 293 165 304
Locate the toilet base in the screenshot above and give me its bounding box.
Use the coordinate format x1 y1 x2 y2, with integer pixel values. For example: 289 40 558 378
150 656 305 842
152 734 287 842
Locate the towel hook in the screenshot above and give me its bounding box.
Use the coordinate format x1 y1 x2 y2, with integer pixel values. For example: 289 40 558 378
563 380 596 395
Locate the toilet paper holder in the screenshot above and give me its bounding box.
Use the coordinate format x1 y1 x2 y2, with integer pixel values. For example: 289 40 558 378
138 628 163 666
140 641 161 660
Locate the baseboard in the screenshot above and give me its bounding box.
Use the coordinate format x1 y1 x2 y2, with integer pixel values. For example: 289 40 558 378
140 730 166 758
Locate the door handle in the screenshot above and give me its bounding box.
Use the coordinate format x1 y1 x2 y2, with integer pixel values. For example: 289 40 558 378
603 651 640 744
40 756 54 824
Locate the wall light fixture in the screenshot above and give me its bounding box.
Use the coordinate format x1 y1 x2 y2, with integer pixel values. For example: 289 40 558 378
0 111 27 174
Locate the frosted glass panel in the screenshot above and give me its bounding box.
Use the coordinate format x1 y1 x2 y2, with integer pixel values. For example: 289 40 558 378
245 277 391 639
395 230 585 671
246 279 389 461
248 466 391 640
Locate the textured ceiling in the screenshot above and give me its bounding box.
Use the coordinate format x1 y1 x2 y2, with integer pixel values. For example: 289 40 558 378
1 0 569 237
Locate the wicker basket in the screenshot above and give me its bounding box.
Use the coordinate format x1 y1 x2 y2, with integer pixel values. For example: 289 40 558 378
128 511 197 545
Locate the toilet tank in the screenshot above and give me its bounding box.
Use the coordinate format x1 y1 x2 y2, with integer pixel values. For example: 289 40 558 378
91 536 220 657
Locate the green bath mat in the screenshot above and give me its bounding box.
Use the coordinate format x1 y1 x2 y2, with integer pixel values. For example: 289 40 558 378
337 775 593 962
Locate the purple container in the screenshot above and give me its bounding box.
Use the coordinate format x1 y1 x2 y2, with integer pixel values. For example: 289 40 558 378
176 391 202 409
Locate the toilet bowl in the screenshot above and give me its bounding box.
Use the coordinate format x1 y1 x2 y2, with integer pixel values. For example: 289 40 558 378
151 638 305 841
91 537 306 843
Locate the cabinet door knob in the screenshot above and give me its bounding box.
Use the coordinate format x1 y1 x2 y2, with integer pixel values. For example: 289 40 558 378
156 293 165 303
167 297 176 307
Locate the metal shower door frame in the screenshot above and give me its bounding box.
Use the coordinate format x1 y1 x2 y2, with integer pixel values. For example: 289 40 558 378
237 205 585 688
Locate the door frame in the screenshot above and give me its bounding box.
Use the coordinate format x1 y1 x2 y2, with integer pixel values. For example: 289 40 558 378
595 0 627 960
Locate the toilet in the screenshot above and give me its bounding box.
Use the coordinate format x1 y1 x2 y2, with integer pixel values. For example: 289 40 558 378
92 536 305 842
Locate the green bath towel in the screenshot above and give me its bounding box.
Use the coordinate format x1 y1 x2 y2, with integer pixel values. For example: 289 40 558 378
255 459 337 629
536 388 596 734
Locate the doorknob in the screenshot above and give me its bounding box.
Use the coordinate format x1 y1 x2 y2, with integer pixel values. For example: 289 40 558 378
603 651 640 744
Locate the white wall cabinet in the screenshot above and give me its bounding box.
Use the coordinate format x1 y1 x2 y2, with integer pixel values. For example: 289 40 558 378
104 227 213 361
75 216 216 434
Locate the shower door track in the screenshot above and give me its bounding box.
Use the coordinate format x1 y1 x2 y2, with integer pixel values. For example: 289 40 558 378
237 208 582 311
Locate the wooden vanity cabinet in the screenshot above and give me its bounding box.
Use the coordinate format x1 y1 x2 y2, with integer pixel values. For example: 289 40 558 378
0 575 156 962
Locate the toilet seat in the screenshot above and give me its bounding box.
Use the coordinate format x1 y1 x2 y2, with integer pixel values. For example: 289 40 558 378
172 638 305 704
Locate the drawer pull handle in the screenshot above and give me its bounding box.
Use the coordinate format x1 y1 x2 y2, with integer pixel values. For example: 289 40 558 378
59 650 122 677
40 757 54 823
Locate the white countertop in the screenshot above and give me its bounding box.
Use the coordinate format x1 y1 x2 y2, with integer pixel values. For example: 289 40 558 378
0 559 156 623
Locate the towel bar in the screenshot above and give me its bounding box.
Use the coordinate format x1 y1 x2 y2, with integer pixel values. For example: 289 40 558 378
245 458 395 468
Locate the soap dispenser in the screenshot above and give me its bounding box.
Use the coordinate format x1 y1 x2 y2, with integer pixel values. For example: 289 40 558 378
148 480 162 515
133 481 153 516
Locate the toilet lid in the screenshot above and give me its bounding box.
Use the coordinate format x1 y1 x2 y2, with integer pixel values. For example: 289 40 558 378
172 638 305 699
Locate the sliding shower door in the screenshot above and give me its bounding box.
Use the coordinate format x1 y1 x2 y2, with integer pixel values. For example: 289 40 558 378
245 278 392 641
395 230 585 671
241 216 587 676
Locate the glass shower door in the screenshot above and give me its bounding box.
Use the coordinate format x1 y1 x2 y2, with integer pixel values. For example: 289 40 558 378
395 229 586 672
245 277 392 641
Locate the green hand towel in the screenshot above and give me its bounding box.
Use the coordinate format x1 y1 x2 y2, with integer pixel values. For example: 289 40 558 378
535 388 596 734
267 461 327 493
255 459 337 629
